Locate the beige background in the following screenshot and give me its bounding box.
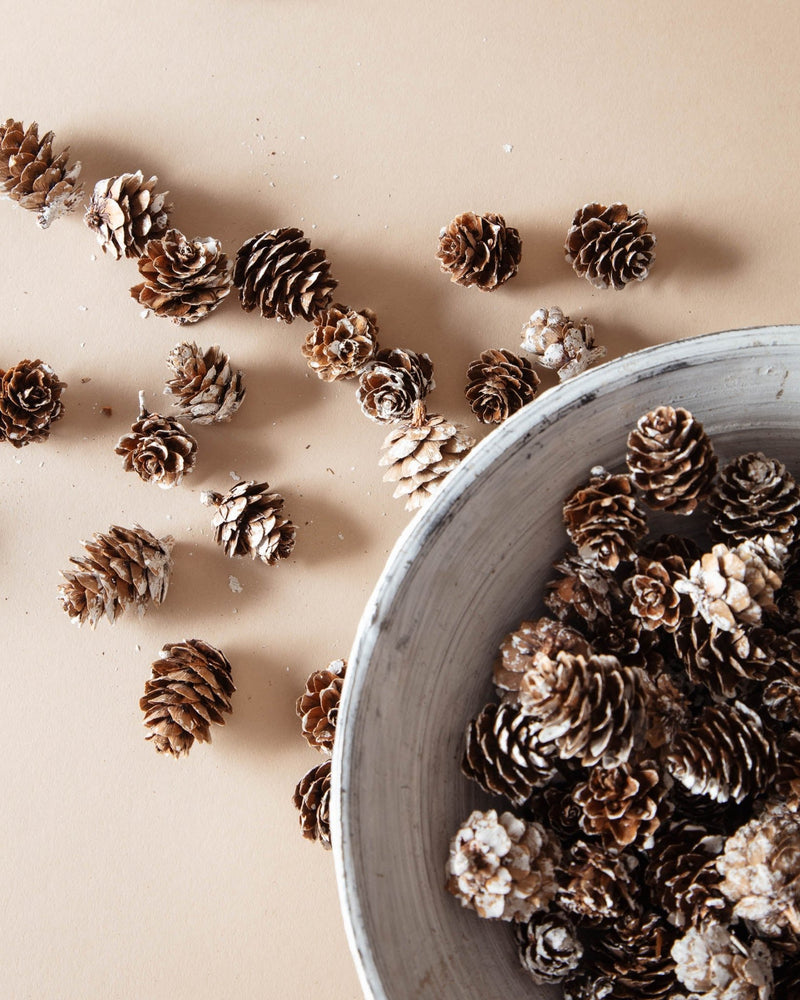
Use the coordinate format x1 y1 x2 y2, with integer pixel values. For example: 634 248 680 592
1 2 799 998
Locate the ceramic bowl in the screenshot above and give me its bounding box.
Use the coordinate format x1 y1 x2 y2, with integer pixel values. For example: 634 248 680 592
332 326 800 1000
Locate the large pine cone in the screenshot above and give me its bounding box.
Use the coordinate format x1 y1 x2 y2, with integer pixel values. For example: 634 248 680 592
671 921 773 999
296 658 346 753
0 358 66 447
140 639 235 757
464 348 540 424
131 229 233 324
519 306 606 381
234 227 336 322
707 452 800 549
293 758 332 849
563 467 648 571
164 341 245 424
201 480 297 565
515 910 584 984
357 348 434 423
0 118 83 227
588 910 679 999
436 211 522 291
301 304 379 381
115 395 197 488
493 617 592 694
557 840 639 925
84 171 170 260
58 524 174 628
544 551 624 624
565 202 655 290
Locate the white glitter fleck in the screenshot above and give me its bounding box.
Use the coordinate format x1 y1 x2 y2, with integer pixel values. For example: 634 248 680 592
140 309 150 319
332 174 340 180
338 532 345 540
78 305 88 311
228 575 244 594
89 254 97 261
503 143 513 153
135 644 141 652
230 470 242 482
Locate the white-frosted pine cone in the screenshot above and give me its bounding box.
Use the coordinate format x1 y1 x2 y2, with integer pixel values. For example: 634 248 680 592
671 921 773 999
519 306 605 381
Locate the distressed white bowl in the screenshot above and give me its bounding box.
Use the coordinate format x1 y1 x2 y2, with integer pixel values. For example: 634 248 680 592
332 326 800 1000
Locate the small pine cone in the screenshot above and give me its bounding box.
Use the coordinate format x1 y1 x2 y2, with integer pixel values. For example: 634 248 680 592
644 671 691 750
666 700 778 804
357 348 435 424
519 306 606 381
584 609 655 670
626 405 717 514
707 451 800 549
775 732 800 804
131 228 233 324
140 639 235 757
526 785 584 841
625 556 683 632
0 118 83 227
672 617 769 699
115 393 197 488
201 481 296 565
493 616 592 694
84 171 170 260
57 524 174 628
563 467 648 571
464 348 539 425
670 781 753 836
643 531 703 567
296 658 346 753
776 555 800 624
589 909 679 999
557 839 639 925
544 551 625 624
565 202 655 290
436 211 521 291
562 973 615 1000
301 304 379 381
764 677 800 724
379 401 474 510
461 702 560 807
0 358 65 447
234 227 336 322
164 342 245 424
671 922 773 1000
293 758 332 849
515 910 584 984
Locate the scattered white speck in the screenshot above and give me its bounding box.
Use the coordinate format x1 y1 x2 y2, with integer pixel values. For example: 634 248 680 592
311 223 317 230
300 216 305 222
140 309 150 319
89 254 97 262
338 532 345 540
300 135 306 141
482 36 487 42
230 470 241 482
80 342 86 348
350 466 356 471
14 457 21 464
503 143 513 154
39 461 44 468
78 305 88 312
228 575 243 594
255 133 265 141
269 181 276 188
332 174 340 180
135 644 141 652
232 608 238 615
165 514 171 520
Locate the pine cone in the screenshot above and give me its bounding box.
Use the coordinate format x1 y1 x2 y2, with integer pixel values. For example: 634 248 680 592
624 556 684 632
131 228 233 324
0 118 82 227
0 358 65 447
672 617 763 699
293 758 332 849
301 304 379 381
562 973 615 1000
296 658 346 753
493 616 592 694
57 524 174 628
707 452 800 549
464 348 540 424
378 400 474 510
115 393 197 488
665 700 778 804
140 639 235 757
642 531 703 567
515 910 584 984
84 171 170 260
588 910 679 999
644 671 692 750
526 784 584 842
234 227 336 322
557 839 639 925
775 955 800 1000
164 342 245 424
565 202 655 290
563 467 648 571
775 732 800 805
519 306 606 381
764 677 800 724
544 551 625 624
201 480 296 565
357 348 435 423
671 921 773 1000
670 781 753 836
436 211 521 291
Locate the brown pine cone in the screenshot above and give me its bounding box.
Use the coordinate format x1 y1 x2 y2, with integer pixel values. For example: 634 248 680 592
519 306 606 381
57 524 174 628
544 551 624 624
776 555 800 623
0 118 83 227
301 304 379 381
626 405 717 514
672 617 770 699
764 677 800 724
84 171 170 260
493 617 592 694
201 480 296 565
588 910 679 999
624 556 684 632
565 202 655 290
563 467 648 571
436 211 521 291
0 358 66 447
775 732 800 804
515 910 584 984
296 658 346 753
644 671 692 750
115 393 197 488
357 348 434 423
775 955 800 1000
293 758 332 849
131 228 233 324
234 227 336 322
642 531 703 567
164 342 245 424
707 452 800 549
671 921 773 1000
526 785 584 841
557 839 639 925
464 348 540 425
140 639 235 758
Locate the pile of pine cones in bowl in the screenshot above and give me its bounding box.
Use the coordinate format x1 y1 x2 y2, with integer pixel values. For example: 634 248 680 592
333 327 800 1000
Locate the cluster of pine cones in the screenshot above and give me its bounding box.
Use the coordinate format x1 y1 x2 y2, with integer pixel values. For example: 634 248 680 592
447 405 800 1000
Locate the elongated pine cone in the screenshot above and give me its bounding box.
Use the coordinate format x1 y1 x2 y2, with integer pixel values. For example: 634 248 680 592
84 171 170 260
379 400 474 510
0 359 65 447
296 658 346 753
588 909 679 999
293 758 332 849
0 118 82 227
58 524 174 628
515 910 583 984
493 616 592 693
115 394 197 488
357 348 435 423
544 551 624 624
234 227 336 322
626 405 717 514
436 211 522 291
301 304 379 381
201 480 296 565
671 921 773 1000
140 639 234 757
707 452 800 549
164 342 245 424
131 229 233 324
565 202 655 290
519 306 606 381
465 348 540 424
563 467 648 570
645 820 729 929
557 840 639 924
